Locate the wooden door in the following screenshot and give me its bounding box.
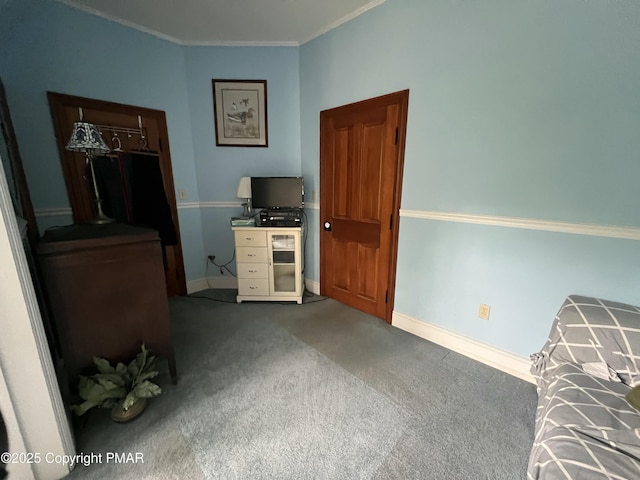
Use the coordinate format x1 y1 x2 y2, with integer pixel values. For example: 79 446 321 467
47 93 187 297
320 90 408 322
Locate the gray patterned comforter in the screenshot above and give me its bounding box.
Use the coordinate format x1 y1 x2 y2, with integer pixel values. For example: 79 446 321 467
528 295 640 479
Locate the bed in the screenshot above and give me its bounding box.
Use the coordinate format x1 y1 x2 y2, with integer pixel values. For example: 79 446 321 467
528 295 640 479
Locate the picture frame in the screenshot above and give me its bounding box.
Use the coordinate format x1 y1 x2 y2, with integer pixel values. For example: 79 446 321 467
212 79 268 147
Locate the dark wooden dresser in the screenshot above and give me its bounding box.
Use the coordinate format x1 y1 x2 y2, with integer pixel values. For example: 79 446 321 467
37 223 177 389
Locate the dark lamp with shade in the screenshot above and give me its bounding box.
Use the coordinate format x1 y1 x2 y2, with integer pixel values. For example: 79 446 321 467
65 121 113 224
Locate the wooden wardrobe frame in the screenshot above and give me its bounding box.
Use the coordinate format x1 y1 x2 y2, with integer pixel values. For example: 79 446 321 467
47 92 187 296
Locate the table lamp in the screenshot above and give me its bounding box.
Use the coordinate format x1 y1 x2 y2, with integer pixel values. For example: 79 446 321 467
66 121 112 224
236 176 252 218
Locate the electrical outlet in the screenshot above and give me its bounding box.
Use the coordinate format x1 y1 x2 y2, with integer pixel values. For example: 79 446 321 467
179 189 186 200
312 189 317 201
478 304 491 320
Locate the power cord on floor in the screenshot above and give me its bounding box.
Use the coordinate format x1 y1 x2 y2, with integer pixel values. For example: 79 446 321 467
302 288 328 303
187 293 237 304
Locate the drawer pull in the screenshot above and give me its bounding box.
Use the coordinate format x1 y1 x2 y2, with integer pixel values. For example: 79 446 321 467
249 286 258 290
248 270 257 273
248 253 255 257
245 237 254 241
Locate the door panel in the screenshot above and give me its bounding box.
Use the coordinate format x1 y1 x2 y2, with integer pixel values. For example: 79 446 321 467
332 239 350 292
331 218 380 247
333 127 352 218
361 122 384 221
47 93 187 297
320 91 409 322
358 245 379 300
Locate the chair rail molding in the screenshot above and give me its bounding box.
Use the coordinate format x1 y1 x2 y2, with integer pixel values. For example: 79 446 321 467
184 201 242 209
399 210 640 241
34 207 73 217
38 201 320 214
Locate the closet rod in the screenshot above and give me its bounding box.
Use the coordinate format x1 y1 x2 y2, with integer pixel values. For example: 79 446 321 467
96 115 146 138
96 125 145 137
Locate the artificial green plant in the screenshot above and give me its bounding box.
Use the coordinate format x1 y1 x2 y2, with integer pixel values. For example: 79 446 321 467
71 344 162 416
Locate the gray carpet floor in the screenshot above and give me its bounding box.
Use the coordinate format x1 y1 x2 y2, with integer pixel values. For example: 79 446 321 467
67 289 537 479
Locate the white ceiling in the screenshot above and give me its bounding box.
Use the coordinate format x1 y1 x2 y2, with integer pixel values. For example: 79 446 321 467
59 0 385 46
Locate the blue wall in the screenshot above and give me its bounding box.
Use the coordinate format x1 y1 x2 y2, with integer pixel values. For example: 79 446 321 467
0 0 205 279
3 0 640 357
0 0 301 282
184 46 301 273
300 0 640 355
0 0 198 209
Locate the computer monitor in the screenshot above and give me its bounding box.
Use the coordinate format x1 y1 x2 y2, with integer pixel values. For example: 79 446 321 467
251 177 304 210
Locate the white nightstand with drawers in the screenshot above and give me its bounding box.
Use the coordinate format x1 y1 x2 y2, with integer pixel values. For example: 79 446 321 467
232 226 304 304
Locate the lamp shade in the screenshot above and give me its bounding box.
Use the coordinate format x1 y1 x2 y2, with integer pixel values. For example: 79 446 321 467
66 122 110 154
236 176 252 198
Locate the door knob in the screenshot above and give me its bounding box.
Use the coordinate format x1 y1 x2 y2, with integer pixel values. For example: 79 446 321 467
323 221 332 231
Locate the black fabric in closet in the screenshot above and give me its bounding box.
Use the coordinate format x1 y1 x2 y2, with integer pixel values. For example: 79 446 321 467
129 153 177 246
92 153 133 222
93 153 177 246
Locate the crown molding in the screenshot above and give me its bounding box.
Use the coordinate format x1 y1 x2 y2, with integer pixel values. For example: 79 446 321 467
183 40 299 47
60 0 385 47
58 0 185 45
301 0 386 45
59 1 298 46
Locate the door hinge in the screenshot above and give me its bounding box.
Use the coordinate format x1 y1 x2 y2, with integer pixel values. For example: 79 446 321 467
394 127 398 145
389 214 393 230
385 290 389 304
159 138 163 152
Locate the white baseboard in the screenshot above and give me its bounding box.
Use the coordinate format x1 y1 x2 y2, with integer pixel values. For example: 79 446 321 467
305 279 320 295
186 278 209 294
188 277 319 295
187 276 238 293
206 276 238 289
183 279 532 383
392 311 535 384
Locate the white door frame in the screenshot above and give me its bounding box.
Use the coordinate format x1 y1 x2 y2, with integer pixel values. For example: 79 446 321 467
0 157 74 479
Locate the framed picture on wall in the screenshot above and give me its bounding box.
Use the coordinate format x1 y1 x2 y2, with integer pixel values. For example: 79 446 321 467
212 79 268 147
